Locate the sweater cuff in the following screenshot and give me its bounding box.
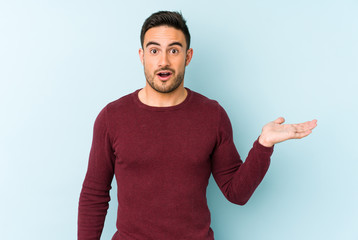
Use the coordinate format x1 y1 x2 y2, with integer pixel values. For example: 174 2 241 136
254 137 274 155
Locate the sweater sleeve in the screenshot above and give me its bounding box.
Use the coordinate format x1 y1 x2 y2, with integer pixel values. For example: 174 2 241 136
78 106 116 240
211 105 273 205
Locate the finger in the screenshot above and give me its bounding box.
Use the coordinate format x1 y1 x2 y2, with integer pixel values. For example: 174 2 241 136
294 120 317 132
274 117 285 124
310 119 318 129
292 123 310 132
294 130 312 139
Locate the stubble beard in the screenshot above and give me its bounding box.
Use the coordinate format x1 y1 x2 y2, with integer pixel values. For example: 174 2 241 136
144 67 185 94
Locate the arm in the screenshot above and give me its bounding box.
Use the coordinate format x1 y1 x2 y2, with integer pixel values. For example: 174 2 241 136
78 106 115 240
211 108 317 205
211 106 273 205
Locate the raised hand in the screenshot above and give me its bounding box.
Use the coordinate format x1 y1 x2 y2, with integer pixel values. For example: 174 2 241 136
258 117 317 147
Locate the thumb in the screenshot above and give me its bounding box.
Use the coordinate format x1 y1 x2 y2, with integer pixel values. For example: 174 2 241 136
274 117 285 124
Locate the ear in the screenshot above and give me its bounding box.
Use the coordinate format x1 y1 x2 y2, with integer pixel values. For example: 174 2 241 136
185 48 193 66
139 48 144 65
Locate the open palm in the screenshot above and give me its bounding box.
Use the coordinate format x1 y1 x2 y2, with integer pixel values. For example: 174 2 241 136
259 117 317 147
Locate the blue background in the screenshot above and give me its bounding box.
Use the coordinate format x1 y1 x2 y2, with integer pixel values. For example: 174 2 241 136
1 0 357 239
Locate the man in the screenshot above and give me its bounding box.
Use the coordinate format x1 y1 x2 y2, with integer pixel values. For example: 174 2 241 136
78 11 317 240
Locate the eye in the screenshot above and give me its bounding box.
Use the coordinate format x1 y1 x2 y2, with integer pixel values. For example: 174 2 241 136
170 49 178 54
150 49 158 54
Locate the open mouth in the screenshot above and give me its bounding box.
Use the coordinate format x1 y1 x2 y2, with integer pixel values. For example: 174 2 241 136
156 71 173 81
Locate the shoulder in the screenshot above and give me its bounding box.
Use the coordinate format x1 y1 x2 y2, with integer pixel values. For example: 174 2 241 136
188 89 233 136
189 89 221 110
94 90 138 125
187 89 230 125
100 90 139 116
191 88 232 119
106 91 135 110
188 89 229 120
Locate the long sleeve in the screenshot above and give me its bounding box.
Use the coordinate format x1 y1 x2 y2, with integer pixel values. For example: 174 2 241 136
211 106 273 205
77 89 273 239
78 106 116 240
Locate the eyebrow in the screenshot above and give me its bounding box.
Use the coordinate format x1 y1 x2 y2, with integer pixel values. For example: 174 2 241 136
169 42 183 48
145 41 183 48
146 41 160 48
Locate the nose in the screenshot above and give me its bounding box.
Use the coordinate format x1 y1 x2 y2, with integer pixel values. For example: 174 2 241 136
158 52 170 67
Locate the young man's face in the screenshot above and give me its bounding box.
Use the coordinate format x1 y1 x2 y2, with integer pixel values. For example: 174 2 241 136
139 25 193 94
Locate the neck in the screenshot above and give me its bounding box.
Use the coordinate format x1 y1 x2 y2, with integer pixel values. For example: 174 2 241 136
138 85 187 107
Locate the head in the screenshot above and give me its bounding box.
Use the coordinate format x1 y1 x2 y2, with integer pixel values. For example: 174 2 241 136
140 11 191 51
139 11 193 94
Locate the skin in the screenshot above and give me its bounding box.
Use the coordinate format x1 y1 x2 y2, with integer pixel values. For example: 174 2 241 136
258 117 317 147
138 25 317 146
139 25 193 107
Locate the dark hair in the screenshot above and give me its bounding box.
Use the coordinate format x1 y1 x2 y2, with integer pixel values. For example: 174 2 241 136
140 11 191 50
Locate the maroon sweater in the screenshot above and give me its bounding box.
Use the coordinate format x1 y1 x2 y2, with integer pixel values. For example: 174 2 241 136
78 88 273 240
